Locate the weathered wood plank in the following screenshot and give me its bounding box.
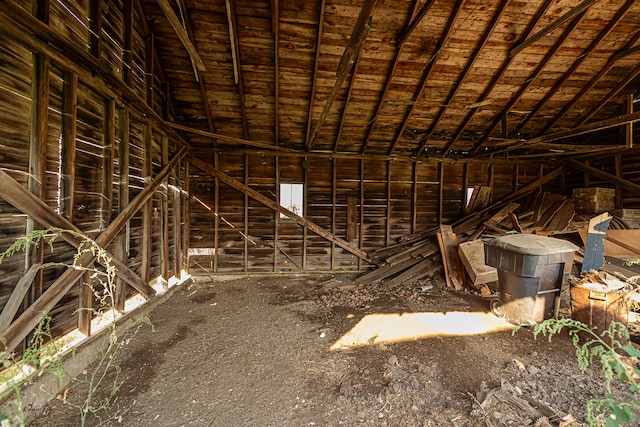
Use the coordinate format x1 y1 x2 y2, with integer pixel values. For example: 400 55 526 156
0 264 40 333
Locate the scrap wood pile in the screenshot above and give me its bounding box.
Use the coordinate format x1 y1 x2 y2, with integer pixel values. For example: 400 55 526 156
353 190 635 293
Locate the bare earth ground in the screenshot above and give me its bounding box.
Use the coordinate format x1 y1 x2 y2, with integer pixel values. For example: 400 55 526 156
28 272 634 426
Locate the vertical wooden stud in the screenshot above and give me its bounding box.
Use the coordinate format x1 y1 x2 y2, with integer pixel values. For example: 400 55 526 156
358 158 364 270
385 160 391 247
412 162 418 234
346 197 357 241
78 270 93 336
141 122 152 283
274 156 279 272
488 163 495 204
173 171 182 277
214 152 219 272
331 158 337 270
123 0 133 85
114 109 130 311
161 135 170 283
302 156 308 270
615 153 623 209
626 93 634 149
462 163 469 217
183 161 190 274
244 154 249 272
101 99 115 231
145 33 155 107
584 160 590 187
90 0 103 59
60 72 77 221
438 162 444 224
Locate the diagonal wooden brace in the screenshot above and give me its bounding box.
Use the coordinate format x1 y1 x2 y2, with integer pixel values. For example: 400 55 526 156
189 156 372 263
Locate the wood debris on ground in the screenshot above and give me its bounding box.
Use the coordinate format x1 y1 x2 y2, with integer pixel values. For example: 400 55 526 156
351 187 637 295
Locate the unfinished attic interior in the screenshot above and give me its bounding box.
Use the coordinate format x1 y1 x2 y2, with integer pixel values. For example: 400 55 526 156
2 0 640 424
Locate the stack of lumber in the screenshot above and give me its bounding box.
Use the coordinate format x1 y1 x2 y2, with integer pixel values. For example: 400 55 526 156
611 209 640 229
353 190 623 292
572 187 615 213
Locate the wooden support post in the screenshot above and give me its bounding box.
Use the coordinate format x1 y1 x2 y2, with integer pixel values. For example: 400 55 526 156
488 163 495 204
626 93 634 149
142 123 153 283
462 163 469 217
60 72 77 221
173 170 182 277
273 0 280 145
412 162 418 234
347 196 357 242
78 270 93 336
101 99 115 231
438 163 444 224
90 0 103 59
513 161 519 193
161 135 170 283
302 156 308 269
115 109 130 311
244 154 249 272
615 153 623 209
214 152 219 272
331 159 337 269
386 161 392 247
358 159 365 270
183 161 190 274
0 264 40 333
274 156 279 271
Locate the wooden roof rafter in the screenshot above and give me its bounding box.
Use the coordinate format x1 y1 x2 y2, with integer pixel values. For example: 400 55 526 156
505 0 636 140
360 0 427 154
225 0 250 140
333 52 362 154
538 29 640 135
440 0 554 157
175 0 215 134
470 8 589 154
414 0 510 156
386 0 465 156
307 0 377 151
272 0 280 146
303 0 326 150
155 0 205 71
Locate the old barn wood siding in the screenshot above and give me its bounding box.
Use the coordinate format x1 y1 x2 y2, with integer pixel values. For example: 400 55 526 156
0 0 189 351
191 151 548 272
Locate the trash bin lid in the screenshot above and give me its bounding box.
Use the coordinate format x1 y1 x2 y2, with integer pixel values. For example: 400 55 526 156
486 234 578 256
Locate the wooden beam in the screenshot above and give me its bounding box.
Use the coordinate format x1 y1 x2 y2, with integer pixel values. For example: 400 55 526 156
214 152 220 272
509 0 597 57
273 0 280 145
358 159 365 270
142 123 153 283
398 0 435 46
472 10 587 153
225 0 250 139
302 156 308 269
539 29 640 135
412 162 418 234
115 109 131 311
361 1 424 154
101 99 116 231
416 0 509 155
123 0 133 85
182 161 190 273
173 175 183 276
386 161 392 246
333 52 362 153
0 147 188 352
0 167 157 301
331 159 337 269
438 162 444 224
389 0 464 155
576 64 640 126
274 157 279 271
566 159 640 197
155 0 205 71
244 154 249 272
89 0 103 59
615 153 623 209
308 0 376 149
441 0 554 156
0 264 40 333
626 93 634 149
161 135 170 283
508 0 636 137
60 72 77 221
304 0 326 149
78 269 93 335
189 156 371 263
495 111 640 154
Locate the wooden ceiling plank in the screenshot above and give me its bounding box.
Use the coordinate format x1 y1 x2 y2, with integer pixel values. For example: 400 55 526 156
539 29 640 135
398 0 434 46
156 0 205 71
307 0 377 150
471 9 588 154
508 0 598 57
441 0 554 156
508 0 636 138
225 0 250 139
610 44 640 63
388 0 465 156
189 157 372 263
576 63 640 126
361 0 425 154
304 0 327 150
415 0 509 155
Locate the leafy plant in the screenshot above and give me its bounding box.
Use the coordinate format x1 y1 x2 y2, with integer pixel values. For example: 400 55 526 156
0 228 153 426
525 318 640 426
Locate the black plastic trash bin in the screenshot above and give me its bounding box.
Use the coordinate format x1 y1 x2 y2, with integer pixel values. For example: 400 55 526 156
485 234 577 324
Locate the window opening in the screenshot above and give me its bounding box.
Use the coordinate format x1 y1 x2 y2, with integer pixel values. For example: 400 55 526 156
280 183 303 219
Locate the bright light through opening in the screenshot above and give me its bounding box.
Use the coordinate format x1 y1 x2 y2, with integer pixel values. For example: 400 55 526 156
280 183 303 218
330 311 514 351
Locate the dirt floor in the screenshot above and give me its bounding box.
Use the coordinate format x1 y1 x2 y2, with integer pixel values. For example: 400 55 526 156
27 272 636 426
